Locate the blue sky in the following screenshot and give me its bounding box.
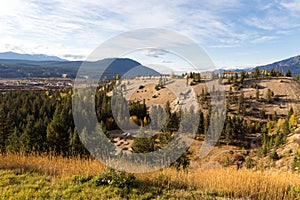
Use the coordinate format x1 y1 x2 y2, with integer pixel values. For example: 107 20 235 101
1 0 300 69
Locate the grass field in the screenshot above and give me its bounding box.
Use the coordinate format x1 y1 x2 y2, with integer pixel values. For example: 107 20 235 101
1 154 300 199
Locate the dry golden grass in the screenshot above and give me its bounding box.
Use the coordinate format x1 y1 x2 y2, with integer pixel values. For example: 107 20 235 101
1 154 300 199
135 168 300 199
0 153 105 177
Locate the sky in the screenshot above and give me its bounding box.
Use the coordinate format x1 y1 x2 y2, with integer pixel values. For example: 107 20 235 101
1 0 300 70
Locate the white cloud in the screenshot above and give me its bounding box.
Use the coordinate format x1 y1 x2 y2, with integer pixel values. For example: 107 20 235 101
245 15 300 31
63 54 86 60
244 1 300 32
0 0 300 67
142 49 168 58
0 0 246 55
160 60 172 63
280 0 300 12
251 36 278 44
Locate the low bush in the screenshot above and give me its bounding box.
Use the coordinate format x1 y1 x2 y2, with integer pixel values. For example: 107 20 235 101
72 175 93 183
292 150 300 173
93 168 135 189
269 149 280 160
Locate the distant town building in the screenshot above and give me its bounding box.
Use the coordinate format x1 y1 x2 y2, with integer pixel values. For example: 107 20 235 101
222 71 238 78
200 73 213 80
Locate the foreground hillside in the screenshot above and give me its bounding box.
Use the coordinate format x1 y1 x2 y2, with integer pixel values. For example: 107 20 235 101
1 155 300 199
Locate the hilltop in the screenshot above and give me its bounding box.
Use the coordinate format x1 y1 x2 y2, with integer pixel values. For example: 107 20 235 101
106 72 300 172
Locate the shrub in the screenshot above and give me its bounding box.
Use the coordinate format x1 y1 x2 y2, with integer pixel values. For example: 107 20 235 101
93 168 135 190
132 136 155 153
251 83 258 88
245 156 254 169
292 151 300 173
259 109 266 119
224 155 230 166
155 84 160 90
72 175 93 183
155 172 170 187
171 150 192 170
269 149 280 161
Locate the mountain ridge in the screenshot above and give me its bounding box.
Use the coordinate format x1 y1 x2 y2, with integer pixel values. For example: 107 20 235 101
0 51 67 61
256 55 300 74
0 57 160 79
2 51 300 76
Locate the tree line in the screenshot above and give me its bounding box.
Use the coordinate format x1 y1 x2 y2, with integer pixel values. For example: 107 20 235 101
0 89 88 156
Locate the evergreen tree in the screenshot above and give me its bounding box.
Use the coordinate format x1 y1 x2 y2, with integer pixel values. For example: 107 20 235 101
233 73 238 85
204 113 210 135
163 101 172 133
288 107 294 118
254 68 260 79
237 92 244 115
20 125 32 154
286 69 292 77
266 89 274 103
225 120 233 144
197 110 205 135
132 128 155 153
242 104 247 115
281 119 290 135
256 86 259 100
0 106 13 153
270 68 276 77
69 129 87 157
228 86 233 104
32 118 47 152
240 72 246 85
6 127 20 153
46 106 72 155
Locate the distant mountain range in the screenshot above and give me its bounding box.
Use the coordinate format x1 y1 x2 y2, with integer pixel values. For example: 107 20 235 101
211 68 253 74
1 51 300 78
0 57 160 79
0 52 67 61
256 55 300 75
211 55 300 75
